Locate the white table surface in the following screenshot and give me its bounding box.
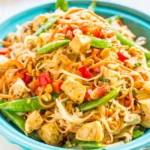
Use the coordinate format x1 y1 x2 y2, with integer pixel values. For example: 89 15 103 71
0 0 150 150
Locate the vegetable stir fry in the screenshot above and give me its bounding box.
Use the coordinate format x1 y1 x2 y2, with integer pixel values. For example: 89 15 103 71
0 0 150 149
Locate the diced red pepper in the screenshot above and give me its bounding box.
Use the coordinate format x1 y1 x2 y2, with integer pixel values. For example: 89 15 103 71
90 27 101 38
107 31 115 38
19 72 32 84
117 20 123 26
89 67 100 73
132 75 138 81
52 81 63 93
117 51 129 62
79 24 89 34
0 48 9 55
65 17 70 20
23 73 32 84
97 85 106 97
62 26 72 34
79 66 93 79
67 30 74 40
85 89 93 101
62 26 74 40
38 71 52 87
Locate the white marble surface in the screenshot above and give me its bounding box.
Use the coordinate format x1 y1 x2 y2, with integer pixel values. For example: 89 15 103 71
0 0 150 150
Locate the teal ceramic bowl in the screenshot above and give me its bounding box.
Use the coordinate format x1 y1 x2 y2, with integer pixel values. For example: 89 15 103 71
0 1 150 150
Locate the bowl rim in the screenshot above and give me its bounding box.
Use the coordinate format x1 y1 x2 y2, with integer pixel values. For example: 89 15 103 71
0 0 150 150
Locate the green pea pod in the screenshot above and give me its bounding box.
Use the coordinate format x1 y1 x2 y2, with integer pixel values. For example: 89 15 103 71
34 16 59 36
0 93 60 112
106 15 122 24
56 0 68 12
106 22 150 62
0 101 41 140
1 110 25 132
90 36 113 49
133 129 143 139
36 40 70 54
88 0 97 12
77 87 121 112
63 140 104 149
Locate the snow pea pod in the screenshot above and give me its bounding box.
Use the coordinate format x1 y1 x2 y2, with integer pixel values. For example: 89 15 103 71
77 87 121 112
34 16 59 36
0 93 60 112
56 0 68 12
0 102 25 132
106 19 150 65
106 15 122 24
88 0 97 12
90 36 113 49
133 129 143 139
36 39 70 54
63 140 104 149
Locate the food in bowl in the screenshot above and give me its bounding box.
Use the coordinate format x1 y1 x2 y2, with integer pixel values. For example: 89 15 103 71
0 0 150 149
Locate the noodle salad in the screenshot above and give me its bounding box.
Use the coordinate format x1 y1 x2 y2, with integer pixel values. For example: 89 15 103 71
0 0 150 149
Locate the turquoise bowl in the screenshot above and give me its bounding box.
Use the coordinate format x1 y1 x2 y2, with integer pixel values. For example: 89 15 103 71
0 1 150 150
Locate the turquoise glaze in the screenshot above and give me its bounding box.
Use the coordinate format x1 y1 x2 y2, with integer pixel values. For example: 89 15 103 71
0 1 150 150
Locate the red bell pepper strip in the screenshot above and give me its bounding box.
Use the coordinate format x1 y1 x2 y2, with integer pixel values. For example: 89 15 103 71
91 27 101 38
89 67 100 73
62 26 74 40
117 20 123 26
97 85 106 97
79 24 89 34
85 89 93 101
52 81 63 93
117 51 129 62
79 66 93 79
19 72 32 84
0 48 9 55
23 73 32 84
67 30 74 40
38 71 52 87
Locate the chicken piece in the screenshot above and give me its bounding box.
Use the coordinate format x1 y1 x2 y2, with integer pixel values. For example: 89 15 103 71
103 67 120 85
0 55 9 64
25 111 44 133
9 78 31 99
136 88 150 100
143 81 150 93
24 35 42 50
37 122 63 146
76 121 104 142
124 113 141 125
69 34 91 54
61 78 86 104
138 100 150 128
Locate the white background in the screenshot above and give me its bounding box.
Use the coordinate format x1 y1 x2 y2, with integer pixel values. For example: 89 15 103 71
0 0 150 150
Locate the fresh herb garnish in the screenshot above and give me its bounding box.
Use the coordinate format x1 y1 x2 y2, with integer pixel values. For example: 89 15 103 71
133 129 143 139
99 77 111 83
126 84 130 88
134 62 142 68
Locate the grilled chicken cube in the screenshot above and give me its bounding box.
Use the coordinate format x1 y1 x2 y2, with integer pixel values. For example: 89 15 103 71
124 113 141 125
37 122 63 146
76 121 104 142
139 100 150 128
61 78 86 104
9 78 30 99
25 110 44 133
69 34 91 54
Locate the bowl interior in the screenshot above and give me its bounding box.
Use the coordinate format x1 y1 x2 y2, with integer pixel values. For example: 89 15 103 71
0 1 150 150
